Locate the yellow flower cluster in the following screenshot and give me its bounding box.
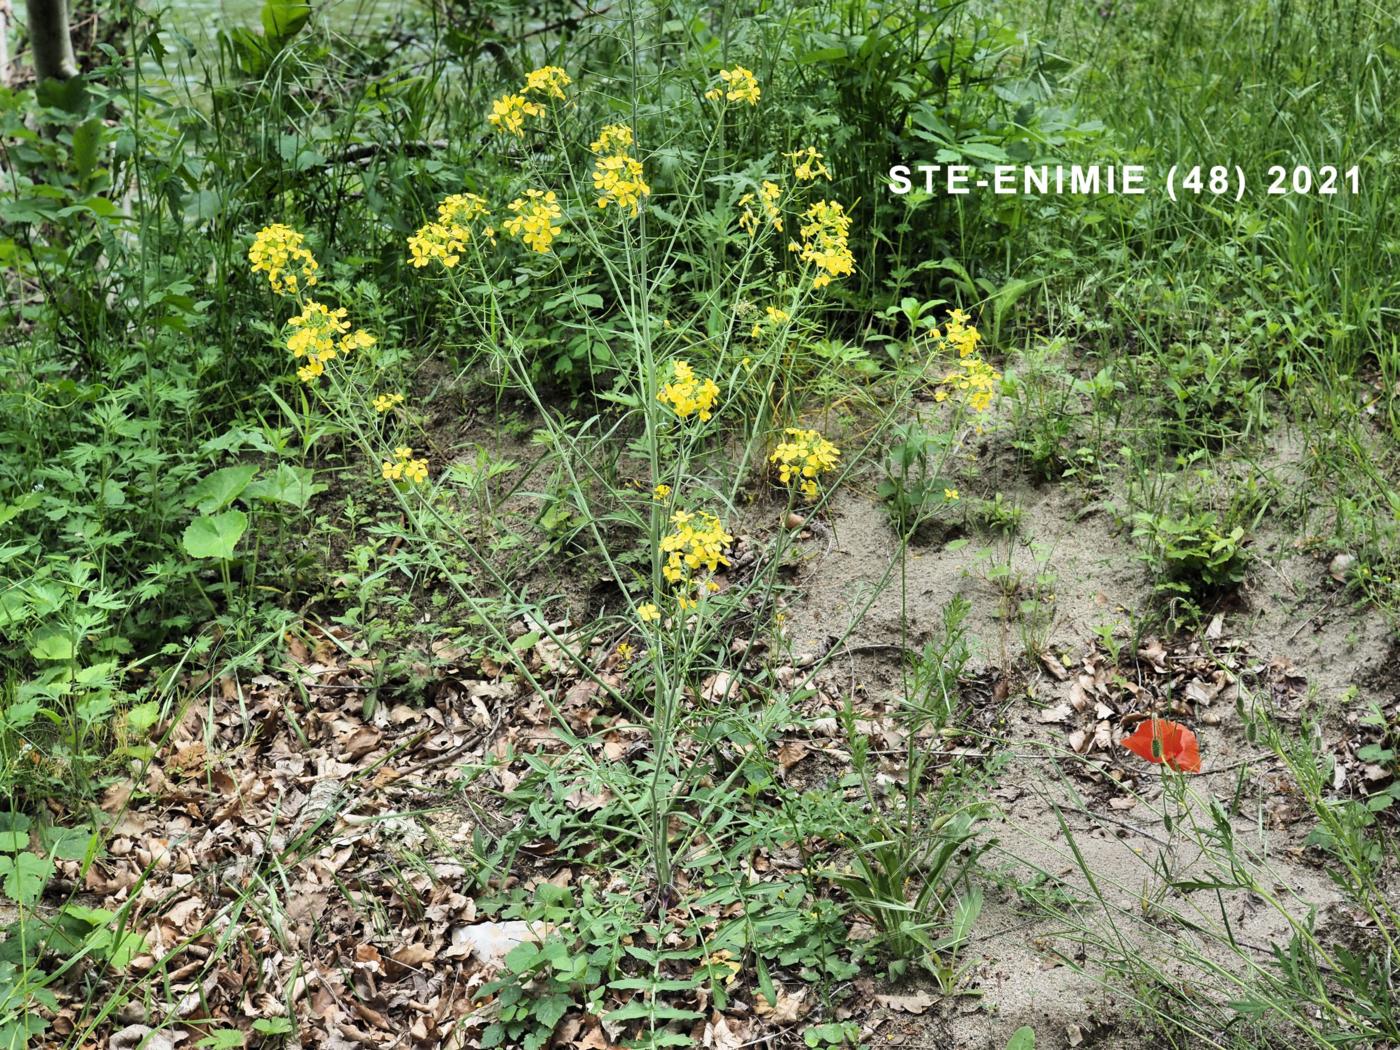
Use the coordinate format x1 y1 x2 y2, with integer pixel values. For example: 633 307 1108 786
489 66 571 136
705 66 761 105
249 224 319 295
657 360 720 422
638 602 661 623
790 200 854 289
934 308 982 358
661 509 733 607
785 147 831 182
381 446 429 484
770 428 841 500
408 193 493 269
590 124 650 217
373 392 405 413
750 305 790 338
285 300 376 383
935 356 1002 413
738 181 782 236
504 189 563 253
523 65 571 100
488 93 544 137
590 124 634 155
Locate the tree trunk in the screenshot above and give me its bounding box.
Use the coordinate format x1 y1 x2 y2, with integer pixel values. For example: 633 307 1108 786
26 0 76 80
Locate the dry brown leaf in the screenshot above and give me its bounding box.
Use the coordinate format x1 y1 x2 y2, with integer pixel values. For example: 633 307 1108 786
874 990 935 1014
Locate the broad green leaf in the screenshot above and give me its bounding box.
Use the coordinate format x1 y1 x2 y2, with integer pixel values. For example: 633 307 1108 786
1 852 53 905
197 1030 246 1049
0 812 32 837
42 824 95 862
1006 1026 1036 1050
28 630 74 662
0 699 38 730
252 1018 294 1035
244 463 320 509
72 117 104 182
262 0 312 39
0 833 25 853
182 510 248 560
187 465 258 514
127 700 161 734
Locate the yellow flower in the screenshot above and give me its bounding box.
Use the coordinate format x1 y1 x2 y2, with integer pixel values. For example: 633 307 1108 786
283 300 374 383
590 124 634 155
249 223 319 296
936 310 983 358
615 640 635 665
381 446 429 484
653 484 672 500
659 509 733 605
736 180 782 237
488 93 544 136
785 146 831 182
503 190 563 253
936 356 1002 413
750 304 790 338
407 193 492 270
945 488 960 501
769 428 841 501
657 359 720 422
374 392 405 413
637 602 661 623
705 66 760 105
790 200 854 289
592 153 651 217
522 65 571 100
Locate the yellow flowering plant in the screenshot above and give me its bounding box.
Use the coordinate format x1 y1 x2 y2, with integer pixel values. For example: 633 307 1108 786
373 392 405 413
749 305 790 339
935 356 1002 414
659 509 733 608
487 93 544 137
504 190 564 253
790 200 855 289
522 65 571 100
408 193 493 270
248 223 319 295
737 180 782 237
704 66 761 105
770 428 841 500
785 147 831 183
590 124 650 218
381 446 429 485
656 360 720 422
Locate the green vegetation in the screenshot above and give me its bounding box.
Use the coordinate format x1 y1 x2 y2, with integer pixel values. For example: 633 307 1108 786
0 0 1396 1046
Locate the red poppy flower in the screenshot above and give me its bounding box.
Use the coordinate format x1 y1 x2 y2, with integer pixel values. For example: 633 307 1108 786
1120 718 1202 773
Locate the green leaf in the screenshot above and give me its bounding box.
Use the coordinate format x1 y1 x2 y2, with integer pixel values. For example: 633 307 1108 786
1 853 53 905
0 1015 47 1050
533 994 570 1031
1006 1027 1036 1050
28 631 74 662
42 824 95 862
252 1018 294 1035
197 1030 246 1049
182 510 248 560
71 117 104 182
127 700 161 734
0 812 32 837
0 834 25 853
187 465 259 514
244 463 321 509
261 0 312 39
